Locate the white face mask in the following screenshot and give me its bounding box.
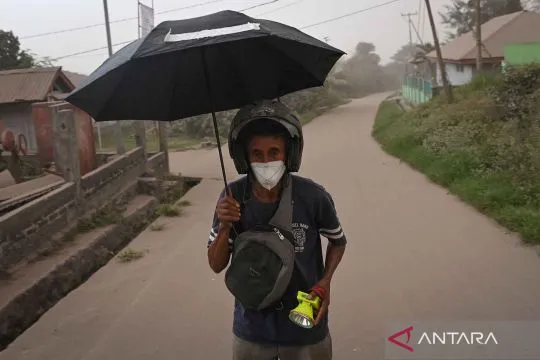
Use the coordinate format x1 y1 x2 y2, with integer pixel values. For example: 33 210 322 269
250 161 286 190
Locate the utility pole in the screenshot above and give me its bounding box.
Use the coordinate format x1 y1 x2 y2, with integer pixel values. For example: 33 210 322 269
424 0 454 103
474 0 482 72
402 12 418 74
103 0 126 154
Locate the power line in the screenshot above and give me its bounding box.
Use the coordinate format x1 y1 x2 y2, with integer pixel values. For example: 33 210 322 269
157 0 223 14
241 0 280 12
255 0 306 17
53 0 400 61
23 0 280 41
20 0 225 40
53 41 132 61
299 0 401 30
52 1 282 61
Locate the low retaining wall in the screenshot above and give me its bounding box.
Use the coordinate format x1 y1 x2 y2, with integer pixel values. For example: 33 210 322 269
0 183 76 271
0 195 159 350
0 146 164 271
80 147 146 214
147 152 167 177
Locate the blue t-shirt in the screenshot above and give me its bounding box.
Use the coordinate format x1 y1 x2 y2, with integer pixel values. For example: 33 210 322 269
207 174 347 346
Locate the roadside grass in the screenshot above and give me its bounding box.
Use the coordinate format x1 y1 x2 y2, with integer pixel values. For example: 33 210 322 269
117 248 147 263
96 133 201 153
372 100 540 245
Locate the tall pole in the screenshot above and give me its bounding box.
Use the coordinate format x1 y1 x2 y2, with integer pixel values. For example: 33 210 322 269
103 0 126 154
401 12 418 74
137 1 141 39
424 0 453 103
103 0 113 57
474 0 482 72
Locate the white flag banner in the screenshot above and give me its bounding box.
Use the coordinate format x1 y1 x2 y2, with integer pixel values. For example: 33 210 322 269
139 2 154 37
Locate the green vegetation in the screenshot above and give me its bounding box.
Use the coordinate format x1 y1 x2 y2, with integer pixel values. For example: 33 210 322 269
177 200 192 207
117 248 147 263
158 203 182 217
77 204 125 233
372 65 540 245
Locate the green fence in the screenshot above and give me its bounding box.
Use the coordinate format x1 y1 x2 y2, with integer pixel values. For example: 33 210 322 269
401 75 433 105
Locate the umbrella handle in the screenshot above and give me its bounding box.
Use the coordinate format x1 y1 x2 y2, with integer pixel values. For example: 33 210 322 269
202 48 231 196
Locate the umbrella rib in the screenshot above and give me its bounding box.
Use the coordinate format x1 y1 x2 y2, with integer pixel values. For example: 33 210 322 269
94 62 132 121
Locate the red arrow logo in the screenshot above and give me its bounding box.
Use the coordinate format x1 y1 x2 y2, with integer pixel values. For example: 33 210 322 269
387 326 414 352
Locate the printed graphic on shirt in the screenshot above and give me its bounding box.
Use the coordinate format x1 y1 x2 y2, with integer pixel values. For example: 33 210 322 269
291 222 309 252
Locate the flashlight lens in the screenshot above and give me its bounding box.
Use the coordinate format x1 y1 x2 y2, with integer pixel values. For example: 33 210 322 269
289 312 313 329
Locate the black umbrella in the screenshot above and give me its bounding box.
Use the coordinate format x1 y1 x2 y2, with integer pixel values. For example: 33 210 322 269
66 10 344 190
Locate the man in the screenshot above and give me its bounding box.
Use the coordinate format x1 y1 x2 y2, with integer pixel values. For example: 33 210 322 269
207 100 346 360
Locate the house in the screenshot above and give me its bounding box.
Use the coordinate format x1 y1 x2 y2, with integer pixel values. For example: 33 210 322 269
0 67 75 153
426 10 540 86
63 70 88 89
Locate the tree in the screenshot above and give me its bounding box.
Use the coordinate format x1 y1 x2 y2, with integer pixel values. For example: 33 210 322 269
391 43 435 64
382 42 436 88
332 42 393 97
32 55 56 68
524 0 540 10
0 30 35 70
440 0 523 38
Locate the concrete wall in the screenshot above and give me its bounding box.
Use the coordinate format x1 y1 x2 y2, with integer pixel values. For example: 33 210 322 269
436 62 502 87
147 152 167 177
80 147 146 214
436 63 474 86
0 146 161 271
0 183 76 271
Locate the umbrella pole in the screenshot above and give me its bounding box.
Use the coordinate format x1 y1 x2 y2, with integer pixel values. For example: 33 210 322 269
202 48 230 195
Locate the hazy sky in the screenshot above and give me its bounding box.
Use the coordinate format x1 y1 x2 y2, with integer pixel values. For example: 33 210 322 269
0 0 453 75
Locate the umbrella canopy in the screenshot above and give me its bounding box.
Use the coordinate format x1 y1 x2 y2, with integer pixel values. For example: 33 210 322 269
66 10 345 122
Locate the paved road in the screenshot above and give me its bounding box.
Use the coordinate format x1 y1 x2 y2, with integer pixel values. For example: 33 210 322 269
3 94 540 359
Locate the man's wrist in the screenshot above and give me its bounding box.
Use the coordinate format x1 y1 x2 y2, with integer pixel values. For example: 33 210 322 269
218 222 232 232
318 276 331 288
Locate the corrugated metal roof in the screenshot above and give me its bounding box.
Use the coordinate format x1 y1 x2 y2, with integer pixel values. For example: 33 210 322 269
427 11 540 61
63 70 88 88
0 67 63 104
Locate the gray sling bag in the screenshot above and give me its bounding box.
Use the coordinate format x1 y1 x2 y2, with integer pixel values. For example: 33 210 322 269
224 174 309 311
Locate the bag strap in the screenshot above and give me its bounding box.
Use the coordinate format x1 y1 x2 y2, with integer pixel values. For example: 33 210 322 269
269 175 312 289
268 174 292 232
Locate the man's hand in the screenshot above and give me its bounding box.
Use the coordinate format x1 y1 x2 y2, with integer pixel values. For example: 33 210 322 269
309 278 331 326
216 191 241 229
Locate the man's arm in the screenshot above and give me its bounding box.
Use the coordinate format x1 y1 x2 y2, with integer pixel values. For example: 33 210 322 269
311 189 346 325
206 189 239 273
207 223 233 273
316 190 347 284
321 243 346 283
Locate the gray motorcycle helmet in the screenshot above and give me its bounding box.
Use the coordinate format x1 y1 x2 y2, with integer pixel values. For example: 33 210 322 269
228 100 304 174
